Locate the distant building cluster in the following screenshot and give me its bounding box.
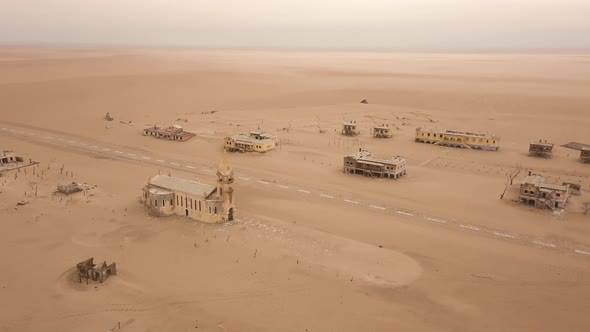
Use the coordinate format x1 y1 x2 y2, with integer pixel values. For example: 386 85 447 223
143 125 195 142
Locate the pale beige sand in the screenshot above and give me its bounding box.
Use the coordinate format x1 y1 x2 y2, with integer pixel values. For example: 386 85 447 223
1 47 590 331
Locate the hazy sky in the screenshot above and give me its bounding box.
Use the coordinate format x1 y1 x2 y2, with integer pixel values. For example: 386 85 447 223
1 0 589 49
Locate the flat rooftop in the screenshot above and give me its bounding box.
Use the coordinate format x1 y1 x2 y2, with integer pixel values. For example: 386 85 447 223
347 151 406 166
561 142 590 151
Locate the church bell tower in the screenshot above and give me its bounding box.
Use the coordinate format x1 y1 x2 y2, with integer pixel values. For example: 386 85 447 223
217 151 235 221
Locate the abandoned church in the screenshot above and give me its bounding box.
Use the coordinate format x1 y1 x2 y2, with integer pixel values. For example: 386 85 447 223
141 154 235 223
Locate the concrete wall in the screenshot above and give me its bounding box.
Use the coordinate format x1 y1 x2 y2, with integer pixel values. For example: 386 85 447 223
0 152 16 164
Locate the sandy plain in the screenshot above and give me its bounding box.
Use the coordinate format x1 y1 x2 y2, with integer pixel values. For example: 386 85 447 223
1 47 590 331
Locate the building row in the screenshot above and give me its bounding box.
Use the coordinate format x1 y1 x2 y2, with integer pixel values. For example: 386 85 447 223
342 121 394 139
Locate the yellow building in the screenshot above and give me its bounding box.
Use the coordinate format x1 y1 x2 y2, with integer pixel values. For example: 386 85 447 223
415 127 500 151
224 130 276 153
141 154 235 223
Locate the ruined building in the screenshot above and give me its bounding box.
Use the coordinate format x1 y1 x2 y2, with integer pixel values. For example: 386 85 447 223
415 127 500 151
76 258 117 284
224 130 276 153
581 148 590 164
519 173 570 209
143 125 195 142
343 149 407 179
142 154 235 223
529 140 554 158
0 150 17 164
342 121 360 136
373 124 393 139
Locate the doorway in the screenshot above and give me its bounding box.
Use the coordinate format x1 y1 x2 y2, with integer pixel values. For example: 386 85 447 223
228 208 234 221
185 209 189 217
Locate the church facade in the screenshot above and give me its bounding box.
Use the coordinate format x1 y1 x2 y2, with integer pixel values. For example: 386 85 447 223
141 154 235 223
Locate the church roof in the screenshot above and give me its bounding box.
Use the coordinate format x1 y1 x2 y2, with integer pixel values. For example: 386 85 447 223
148 175 216 197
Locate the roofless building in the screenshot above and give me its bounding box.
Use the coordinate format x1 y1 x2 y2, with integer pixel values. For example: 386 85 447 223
342 121 360 136
529 140 554 158
373 124 393 138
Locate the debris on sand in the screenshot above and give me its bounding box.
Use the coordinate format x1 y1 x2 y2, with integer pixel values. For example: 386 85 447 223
56 182 84 194
104 112 114 121
176 118 189 122
55 182 95 195
201 110 218 115
360 99 368 104
17 200 29 206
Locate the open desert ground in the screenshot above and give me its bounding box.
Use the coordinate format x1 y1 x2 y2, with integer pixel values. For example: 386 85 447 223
1 47 590 331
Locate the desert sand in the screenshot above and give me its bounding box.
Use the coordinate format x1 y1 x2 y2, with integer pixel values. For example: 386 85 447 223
1 47 590 331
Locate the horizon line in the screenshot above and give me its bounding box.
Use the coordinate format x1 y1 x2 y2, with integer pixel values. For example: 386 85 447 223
1 42 590 54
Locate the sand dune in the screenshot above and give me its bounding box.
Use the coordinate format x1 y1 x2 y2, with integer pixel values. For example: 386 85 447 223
1 47 590 331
